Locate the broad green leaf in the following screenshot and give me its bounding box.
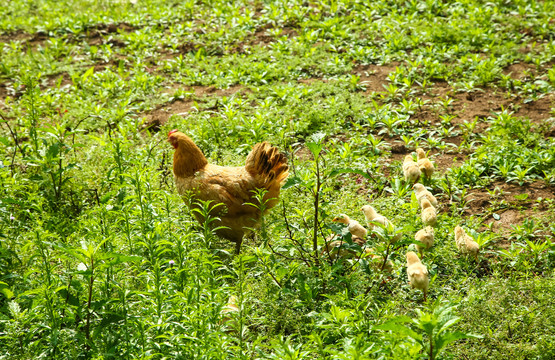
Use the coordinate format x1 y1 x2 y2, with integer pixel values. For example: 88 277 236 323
306 142 323 158
434 331 480 351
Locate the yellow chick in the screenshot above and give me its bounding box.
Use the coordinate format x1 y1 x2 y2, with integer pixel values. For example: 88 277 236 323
420 198 437 227
332 214 368 239
220 295 240 327
413 183 438 208
361 205 401 242
365 248 394 273
454 226 480 261
414 226 435 257
322 235 366 260
406 251 429 301
403 154 421 183
416 148 435 178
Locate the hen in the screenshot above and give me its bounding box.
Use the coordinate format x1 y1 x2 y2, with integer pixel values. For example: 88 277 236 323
168 130 289 253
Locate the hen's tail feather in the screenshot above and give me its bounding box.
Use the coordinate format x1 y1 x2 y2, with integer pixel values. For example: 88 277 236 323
245 142 289 188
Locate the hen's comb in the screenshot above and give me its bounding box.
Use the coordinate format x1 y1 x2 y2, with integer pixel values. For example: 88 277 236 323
168 129 179 136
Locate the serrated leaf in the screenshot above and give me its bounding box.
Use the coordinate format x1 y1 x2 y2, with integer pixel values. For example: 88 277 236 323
329 167 372 180
306 142 323 158
282 176 303 189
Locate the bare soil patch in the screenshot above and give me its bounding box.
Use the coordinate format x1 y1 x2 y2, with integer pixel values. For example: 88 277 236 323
384 136 466 177
352 63 400 94
81 23 135 47
141 84 247 132
298 78 327 85
517 95 554 123
503 62 538 80
0 30 34 44
413 81 554 135
464 180 555 243
44 72 73 89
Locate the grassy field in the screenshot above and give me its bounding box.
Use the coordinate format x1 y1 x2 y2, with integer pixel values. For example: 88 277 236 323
1 0 555 358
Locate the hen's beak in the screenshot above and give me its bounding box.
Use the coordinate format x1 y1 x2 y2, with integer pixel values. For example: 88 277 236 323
168 136 177 149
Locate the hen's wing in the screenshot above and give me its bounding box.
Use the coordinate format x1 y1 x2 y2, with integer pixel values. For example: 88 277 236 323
194 164 260 217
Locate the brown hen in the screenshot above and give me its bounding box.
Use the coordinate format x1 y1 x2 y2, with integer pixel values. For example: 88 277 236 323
168 130 289 253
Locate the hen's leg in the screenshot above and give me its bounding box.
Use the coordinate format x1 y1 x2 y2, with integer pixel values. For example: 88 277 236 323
234 238 243 254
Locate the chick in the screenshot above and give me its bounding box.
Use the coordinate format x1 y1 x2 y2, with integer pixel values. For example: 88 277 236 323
403 155 421 184
454 226 480 261
322 235 366 260
406 251 429 301
416 148 435 178
413 183 438 208
361 205 401 242
420 198 437 227
332 214 368 239
365 248 394 273
220 295 240 327
414 226 435 257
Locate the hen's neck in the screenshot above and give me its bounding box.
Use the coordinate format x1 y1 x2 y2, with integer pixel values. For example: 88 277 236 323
173 136 208 177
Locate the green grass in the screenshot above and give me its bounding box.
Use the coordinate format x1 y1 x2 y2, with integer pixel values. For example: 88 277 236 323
1 0 555 358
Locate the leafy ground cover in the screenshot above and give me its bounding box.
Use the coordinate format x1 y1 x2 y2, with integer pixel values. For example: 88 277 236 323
1 0 555 358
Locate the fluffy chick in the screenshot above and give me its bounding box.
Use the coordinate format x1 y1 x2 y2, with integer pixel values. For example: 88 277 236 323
406 251 429 301
416 148 435 178
454 226 480 261
403 155 421 184
332 214 368 239
364 248 394 273
414 226 435 257
322 235 366 260
220 295 239 327
361 205 401 242
420 198 437 227
413 183 438 208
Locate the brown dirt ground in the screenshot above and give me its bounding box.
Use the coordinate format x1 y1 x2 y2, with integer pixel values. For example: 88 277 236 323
140 84 247 132
503 62 538 80
465 180 555 244
349 63 554 245
353 63 401 93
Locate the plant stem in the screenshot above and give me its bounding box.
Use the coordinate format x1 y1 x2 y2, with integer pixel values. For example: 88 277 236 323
313 155 320 268
85 257 94 352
